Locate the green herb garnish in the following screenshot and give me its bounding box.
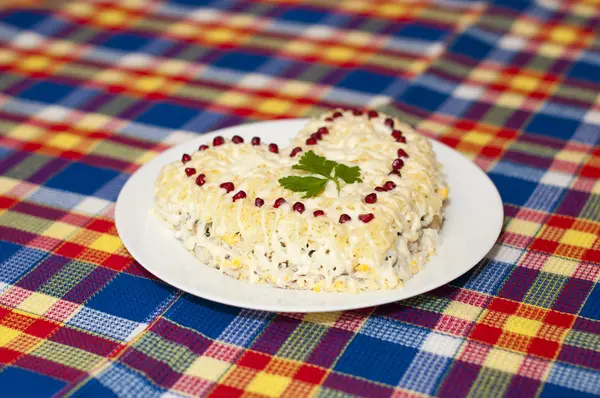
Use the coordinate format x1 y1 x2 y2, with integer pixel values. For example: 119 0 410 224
279 150 362 198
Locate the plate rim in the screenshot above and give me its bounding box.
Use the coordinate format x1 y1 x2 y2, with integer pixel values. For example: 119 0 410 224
115 118 504 312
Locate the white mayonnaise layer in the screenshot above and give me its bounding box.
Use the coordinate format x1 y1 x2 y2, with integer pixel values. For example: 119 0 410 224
154 111 448 293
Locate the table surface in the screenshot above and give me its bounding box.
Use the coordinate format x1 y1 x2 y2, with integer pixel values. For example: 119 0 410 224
0 1 599 397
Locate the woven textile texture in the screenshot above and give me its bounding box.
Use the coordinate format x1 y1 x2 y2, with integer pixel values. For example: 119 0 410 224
0 0 599 396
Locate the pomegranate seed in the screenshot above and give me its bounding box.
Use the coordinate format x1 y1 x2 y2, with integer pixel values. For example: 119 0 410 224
333 111 343 118
232 135 244 144
199 144 209 151
392 130 403 140
313 210 325 217
383 181 396 191
359 213 375 223
325 117 333 122
182 153 191 163
397 148 409 157
317 127 328 135
274 198 286 208
364 193 377 204
352 110 363 116
255 197 264 207
195 174 206 186
389 170 401 177
339 214 352 224
268 143 279 153
396 136 407 143
185 167 196 176
213 136 224 146
290 147 303 157
251 136 261 145
368 110 378 119
220 182 234 193
306 137 317 145
293 202 305 214
384 118 394 128
392 158 404 170
311 132 322 141
232 190 246 201
375 186 386 192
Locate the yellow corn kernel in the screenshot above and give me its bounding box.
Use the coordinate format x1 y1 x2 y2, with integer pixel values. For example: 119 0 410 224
285 275 290 281
222 234 239 245
333 281 345 291
438 187 449 200
354 264 371 272
312 286 321 292
232 258 241 267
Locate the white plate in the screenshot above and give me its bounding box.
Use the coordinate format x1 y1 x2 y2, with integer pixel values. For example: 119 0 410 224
116 119 503 313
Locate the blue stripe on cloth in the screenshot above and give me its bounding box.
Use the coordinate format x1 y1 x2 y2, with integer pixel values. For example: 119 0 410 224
67 307 144 341
0 366 66 397
95 363 163 398
397 351 451 394
0 245 48 285
546 363 600 395
217 309 273 346
361 317 429 348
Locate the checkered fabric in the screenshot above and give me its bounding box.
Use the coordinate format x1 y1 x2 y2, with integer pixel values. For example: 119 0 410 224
0 0 599 396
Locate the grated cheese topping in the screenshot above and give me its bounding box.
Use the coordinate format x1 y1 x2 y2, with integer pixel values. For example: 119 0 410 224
154 111 448 293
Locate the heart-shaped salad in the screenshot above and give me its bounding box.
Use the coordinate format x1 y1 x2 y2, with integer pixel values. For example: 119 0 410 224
154 110 448 293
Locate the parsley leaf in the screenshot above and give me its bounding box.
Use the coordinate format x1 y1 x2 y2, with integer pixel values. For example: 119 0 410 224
278 176 329 198
292 150 336 177
334 164 362 184
280 151 362 197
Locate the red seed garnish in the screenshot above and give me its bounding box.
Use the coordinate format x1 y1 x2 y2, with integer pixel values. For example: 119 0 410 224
389 170 401 177
292 202 305 214
383 181 396 191
364 193 377 204
274 198 286 208
268 143 279 153
392 130 403 140
396 136 407 143
213 136 224 146
392 158 404 170
195 174 206 186
375 186 386 192
232 190 246 201
311 132 322 141
185 167 196 176
290 147 303 157
352 110 363 116
251 136 261 145
255 197 264 207
182 153 191 163
359 213 375 223
384 118 394 128
325 117 333 122
306 137 317 145
397 148 409 157
339 214 351 224
232 135 244 144
317 127 328 135
220 182 234 193
333 111 343 118
368 110 378 119
313 210 325 217
199 144 209 151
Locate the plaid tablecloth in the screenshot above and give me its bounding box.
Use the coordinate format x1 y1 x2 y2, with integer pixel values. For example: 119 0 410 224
1 0 599 396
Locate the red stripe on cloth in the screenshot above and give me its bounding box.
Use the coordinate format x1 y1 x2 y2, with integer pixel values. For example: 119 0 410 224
323 372 394 397
50 326 121 357
15 355 86 382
